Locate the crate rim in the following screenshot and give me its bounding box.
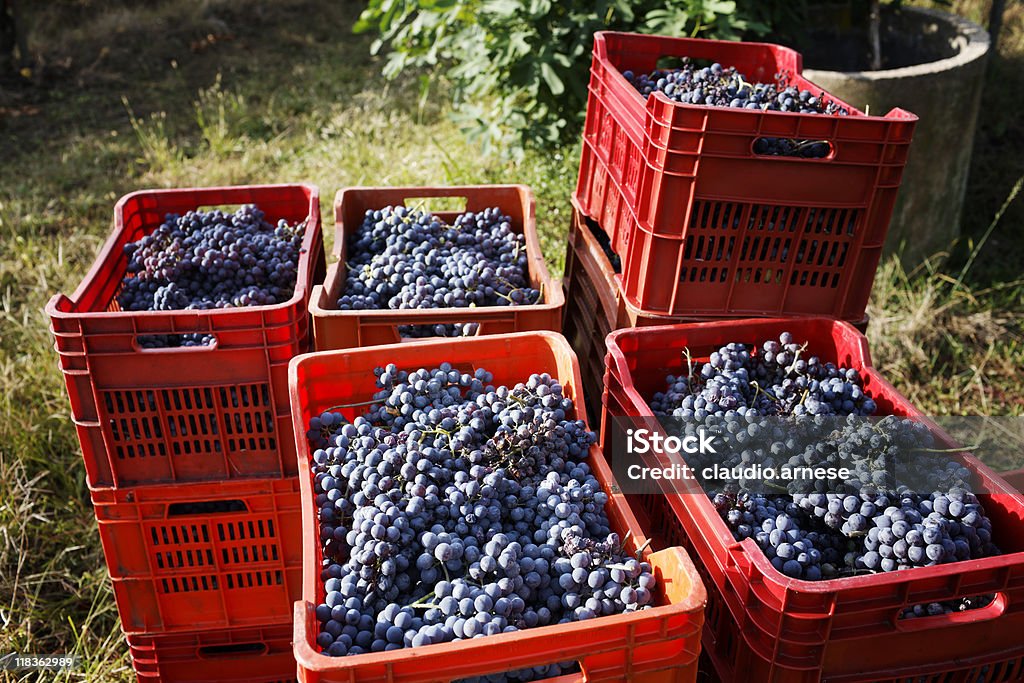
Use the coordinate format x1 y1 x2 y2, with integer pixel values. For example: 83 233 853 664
605 316 874 363
331 184 538 254
291 568 704 676
87 472 300 502
287 331 708 676
604 317 1024 595
308 184 565 322
45 182 322 323
592 30 920 125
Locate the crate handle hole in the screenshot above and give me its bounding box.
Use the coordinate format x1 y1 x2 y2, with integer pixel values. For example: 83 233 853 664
583 215 622 274
398 323 480 339
168 499 248 516
134 333 218 352
195 203 247 214
401 195 469 214
753 138 835 160
654 55 713 70
897 592 1004 630
197 642 269 658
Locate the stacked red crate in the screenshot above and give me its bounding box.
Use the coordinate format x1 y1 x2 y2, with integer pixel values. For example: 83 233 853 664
47 184 325 681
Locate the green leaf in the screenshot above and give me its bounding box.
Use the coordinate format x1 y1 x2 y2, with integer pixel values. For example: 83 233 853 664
551 52 572 68
610 0 636 23
528 0 552 18
539 62 564 95
483 0 522 16
353 16 376 34
706 0 737 14
353 0 793 150
508 31 531 56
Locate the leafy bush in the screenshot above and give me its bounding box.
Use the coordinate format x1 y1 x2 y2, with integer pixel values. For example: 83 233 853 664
355 0 790 153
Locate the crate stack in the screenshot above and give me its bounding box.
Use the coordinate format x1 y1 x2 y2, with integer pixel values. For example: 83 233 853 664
569 31 1024 682
564 31 914 425
288 186 709 681
46 185 327 682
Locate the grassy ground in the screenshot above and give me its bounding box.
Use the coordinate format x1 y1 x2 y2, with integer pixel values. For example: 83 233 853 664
0 0 1020 680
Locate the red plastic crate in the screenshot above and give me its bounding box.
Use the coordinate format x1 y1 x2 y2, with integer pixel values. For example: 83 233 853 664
309 186 563 349
46 184 325 487
601 318 1024 682
92 477 302 635
127 624 296 682
561 200 867 431
562 201 697 429
288 332 707 682
576 32 917 320
1001 467 1024 495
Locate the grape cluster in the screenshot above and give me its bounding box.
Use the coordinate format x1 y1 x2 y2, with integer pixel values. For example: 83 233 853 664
648 333 1000 584
117 205 306 347
715 489 846 580
715 480 999 582
626 61 847 114
791 482 998 574
624 60 848 159
650 333 876 420
337 206 540 338
306 365 655 679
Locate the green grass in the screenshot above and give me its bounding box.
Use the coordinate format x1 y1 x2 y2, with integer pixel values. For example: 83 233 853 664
0 0 1021 680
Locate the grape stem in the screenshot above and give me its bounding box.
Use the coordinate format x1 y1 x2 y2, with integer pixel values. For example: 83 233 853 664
751 380 780 404
785 342 809 376
619 529 633 552
682 346 700 395
404 590 436 608
919 445 980 453
325 398 383 411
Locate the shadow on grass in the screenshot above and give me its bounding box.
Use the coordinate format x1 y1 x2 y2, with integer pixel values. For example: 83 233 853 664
1 0 374 155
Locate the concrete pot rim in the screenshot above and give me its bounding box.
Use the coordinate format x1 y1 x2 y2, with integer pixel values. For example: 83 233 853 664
803 6 990 82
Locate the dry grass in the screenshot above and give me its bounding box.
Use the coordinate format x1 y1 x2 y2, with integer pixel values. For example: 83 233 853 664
867 175 1024 415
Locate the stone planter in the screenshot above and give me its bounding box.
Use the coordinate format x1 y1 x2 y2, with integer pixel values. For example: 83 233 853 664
803 6 990 265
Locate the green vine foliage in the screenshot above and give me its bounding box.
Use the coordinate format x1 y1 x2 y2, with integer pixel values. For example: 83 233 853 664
355 0 794 154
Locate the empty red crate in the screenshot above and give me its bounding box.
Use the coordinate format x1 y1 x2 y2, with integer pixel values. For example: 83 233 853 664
576 32 917 320
127 624 296 682
288 332 706 682
562 200 696 429
309 186 563 349
602 318 1024 682
46 184 325 487
92 477 302 634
